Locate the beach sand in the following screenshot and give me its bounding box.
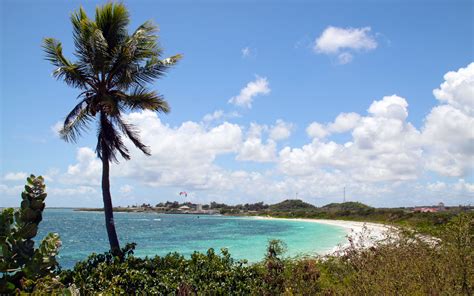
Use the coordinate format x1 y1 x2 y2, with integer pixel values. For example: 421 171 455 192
253 216 394 255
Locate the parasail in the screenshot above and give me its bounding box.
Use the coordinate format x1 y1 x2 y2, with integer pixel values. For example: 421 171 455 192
179 191 188 197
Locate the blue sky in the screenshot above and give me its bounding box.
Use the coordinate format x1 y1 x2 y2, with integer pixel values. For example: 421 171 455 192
1 0 473 208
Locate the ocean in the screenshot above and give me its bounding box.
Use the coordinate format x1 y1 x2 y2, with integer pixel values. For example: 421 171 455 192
37 209 347 269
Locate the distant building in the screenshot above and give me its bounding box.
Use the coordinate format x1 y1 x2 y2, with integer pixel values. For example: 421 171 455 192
178 205 191 212
196 204 203 211
414 207 438 213
413 202 446 213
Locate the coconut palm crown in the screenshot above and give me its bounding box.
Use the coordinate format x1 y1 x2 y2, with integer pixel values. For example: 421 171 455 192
43 3 181 254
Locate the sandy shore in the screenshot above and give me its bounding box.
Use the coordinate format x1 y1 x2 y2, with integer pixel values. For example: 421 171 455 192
253 216 394 255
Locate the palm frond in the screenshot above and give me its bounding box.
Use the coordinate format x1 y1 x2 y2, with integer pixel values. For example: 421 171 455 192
60 97 93 143
112 54 181 89
70 8 97 72
113 115 151 156
42 38 91 89
95 2 129 52
97 112 130 162
121 87 170 113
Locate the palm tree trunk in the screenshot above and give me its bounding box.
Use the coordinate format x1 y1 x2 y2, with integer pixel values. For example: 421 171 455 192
101 152 121 255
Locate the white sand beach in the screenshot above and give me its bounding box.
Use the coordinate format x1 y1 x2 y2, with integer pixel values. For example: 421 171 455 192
253 216 394 255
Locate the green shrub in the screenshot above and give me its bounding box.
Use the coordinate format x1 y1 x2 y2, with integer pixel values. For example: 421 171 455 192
321 215 474 295
0 175 62 293
61 243 262 295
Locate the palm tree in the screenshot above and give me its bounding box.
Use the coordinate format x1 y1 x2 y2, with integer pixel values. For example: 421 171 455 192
43 3 181 255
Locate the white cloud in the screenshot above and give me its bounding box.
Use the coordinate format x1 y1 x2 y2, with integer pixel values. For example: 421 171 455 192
427 181 447 192
4 172 27 181
422 105 474 177
242 47 250 57
115 111 244 189
62 147 102 185
433 62 474 116
314 26 377 63
46 63 473 207
269 120 293 141
119 184 133 194
367 95 408 120
328 112 361 133
0 184 24 196
202 110 240 123
237 138 277 163
240 46 257 59
315 26 377 54
306 122 329 139
203 110 224 122
228 76 270 108
237 123 277 162
49 186 97 196
51 121 63 137
285 94 422 182
422 63 474 177
453 179 474 193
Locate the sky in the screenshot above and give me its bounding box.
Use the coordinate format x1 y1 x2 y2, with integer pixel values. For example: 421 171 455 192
0 0 473 208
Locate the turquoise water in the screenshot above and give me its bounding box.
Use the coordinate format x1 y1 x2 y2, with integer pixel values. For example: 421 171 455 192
37 209 347 269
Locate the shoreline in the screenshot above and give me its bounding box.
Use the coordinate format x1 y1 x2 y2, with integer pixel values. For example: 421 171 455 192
252 216 393 255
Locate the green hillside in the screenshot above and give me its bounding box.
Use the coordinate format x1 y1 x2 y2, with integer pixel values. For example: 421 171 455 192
269 199 317 211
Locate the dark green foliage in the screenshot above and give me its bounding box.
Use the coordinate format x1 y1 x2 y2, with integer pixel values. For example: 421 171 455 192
322 201 373 212
61 244 261 294
261 240 286 295
0 175 61 293
269 199 317 211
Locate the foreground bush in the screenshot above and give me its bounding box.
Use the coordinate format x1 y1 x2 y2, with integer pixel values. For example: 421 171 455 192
319 215 473 295
60 243 261 294
0 175 63 294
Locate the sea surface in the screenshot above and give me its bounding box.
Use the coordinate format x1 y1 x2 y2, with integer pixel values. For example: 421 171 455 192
37 209 347 269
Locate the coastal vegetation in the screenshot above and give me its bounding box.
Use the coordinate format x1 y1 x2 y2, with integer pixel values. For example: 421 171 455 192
1 176 473 294
0 175 62 294
79 199 473 235
43 2 181 255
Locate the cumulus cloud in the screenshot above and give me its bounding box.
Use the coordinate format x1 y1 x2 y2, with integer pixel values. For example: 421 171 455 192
422 63 474 177
306 112 361 139
47 63 473 207
117 111 244 189
228 76 270 108
61 147 102 186
368 95 408 120
269 120 293 141
286 94 422 182
306 122 329 139
4 172 27 181
237 138 277 163
328 112 361 133
237 123 277 162
314 26 378 63
433 63 474 116
119 184 133 194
